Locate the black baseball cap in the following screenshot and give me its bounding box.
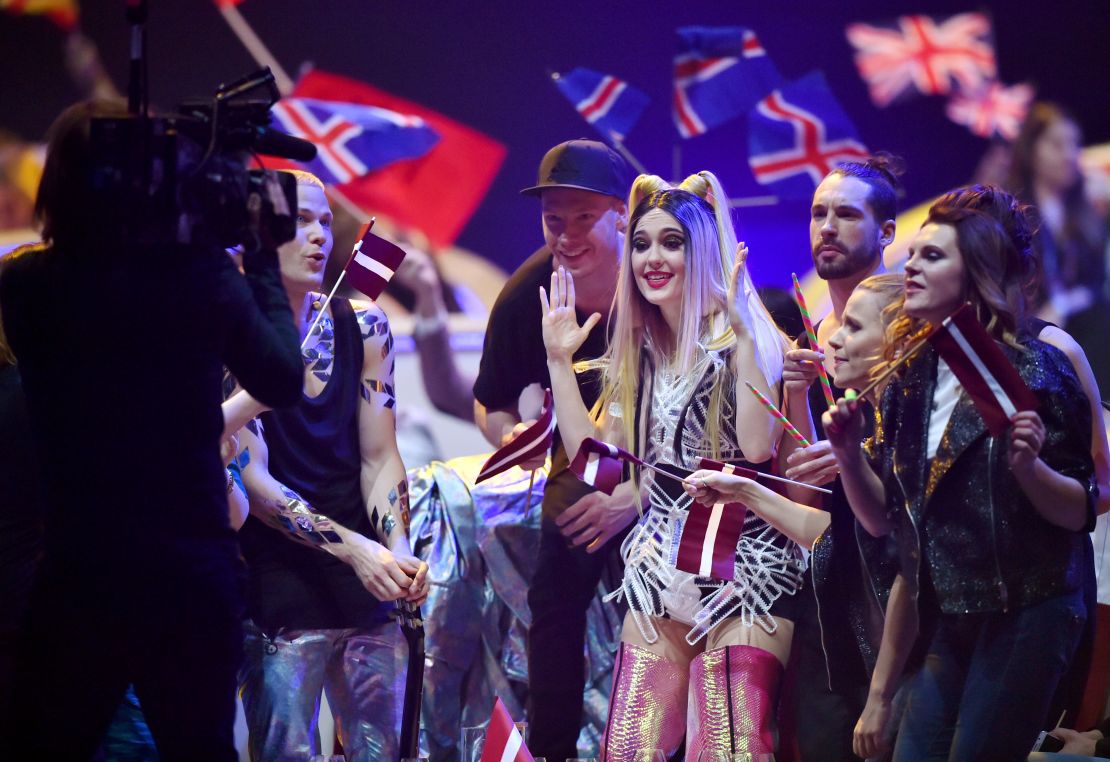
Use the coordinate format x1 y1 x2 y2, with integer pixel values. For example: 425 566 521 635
520 139 634 200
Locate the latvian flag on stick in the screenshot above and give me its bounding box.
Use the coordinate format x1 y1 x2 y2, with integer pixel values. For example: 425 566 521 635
568 437 630 495
480 697 534 762
345 221 408 300
475 391 555 483
676 498 747 581
929 304 1038 435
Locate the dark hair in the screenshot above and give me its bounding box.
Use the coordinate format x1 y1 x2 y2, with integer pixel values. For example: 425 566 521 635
34 99 129 247
830 152 905 221
933 184 1039 297
926 205 1026 345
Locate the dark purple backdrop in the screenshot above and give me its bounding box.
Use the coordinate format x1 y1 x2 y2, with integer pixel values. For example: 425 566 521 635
2 0 1107 287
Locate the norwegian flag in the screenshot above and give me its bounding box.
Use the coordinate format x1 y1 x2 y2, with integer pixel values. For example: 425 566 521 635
342 222 407 300
748 71 869 197
946 81 1035 141
845 12 996 107
270 98 439 185
673 26 783 138
552 67 650 141
928 304 1038 436
569 437 643 495
480 697 534 762
476 391 555 483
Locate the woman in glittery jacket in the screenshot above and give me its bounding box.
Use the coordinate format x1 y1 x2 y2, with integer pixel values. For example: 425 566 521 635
825 203 1096 761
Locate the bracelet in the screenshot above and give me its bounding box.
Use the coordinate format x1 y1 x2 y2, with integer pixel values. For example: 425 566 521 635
412 312 447 339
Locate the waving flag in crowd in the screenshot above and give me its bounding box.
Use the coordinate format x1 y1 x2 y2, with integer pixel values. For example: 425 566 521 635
946 81 1035 141
270 97 439 186
748 71 869 197
929 304 1038 435
476 391 555 483
845 12 996 107
673 25 783 138
291 69 507 249
552 67 650 141
568 437 644 495
344 221 408 301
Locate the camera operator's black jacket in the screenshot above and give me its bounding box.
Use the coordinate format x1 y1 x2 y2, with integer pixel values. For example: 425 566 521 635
863 339 1094 616
0 240 301 568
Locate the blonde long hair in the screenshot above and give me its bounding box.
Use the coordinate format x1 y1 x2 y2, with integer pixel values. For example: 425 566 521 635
578 172 787 459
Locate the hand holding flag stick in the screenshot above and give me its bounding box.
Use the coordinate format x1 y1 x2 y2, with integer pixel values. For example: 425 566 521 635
792 272 836 407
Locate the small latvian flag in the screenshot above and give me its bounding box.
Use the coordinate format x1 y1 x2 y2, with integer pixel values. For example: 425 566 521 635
929 304 1038 435
673 457 758 580
568 437 640 495
480 697 534 762
344 222 407 300
475 391 555 483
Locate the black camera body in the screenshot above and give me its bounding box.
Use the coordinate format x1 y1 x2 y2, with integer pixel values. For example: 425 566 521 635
88 69 316 251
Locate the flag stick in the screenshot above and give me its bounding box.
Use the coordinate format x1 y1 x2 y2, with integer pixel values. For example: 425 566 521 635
525 468 537 512
854 329 934 402
301 217 376 350
216 4 294 95
639 458 831 495
728 195 779 208
607 131 648 175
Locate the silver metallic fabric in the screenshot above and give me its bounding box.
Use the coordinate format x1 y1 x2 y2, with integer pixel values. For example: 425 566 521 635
408 455 622 761
239 619 405 762
600 642 687 762
685 644 781 760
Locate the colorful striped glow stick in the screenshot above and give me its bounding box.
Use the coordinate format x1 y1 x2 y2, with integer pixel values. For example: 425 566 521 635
792 272 836 407
744 381 811 448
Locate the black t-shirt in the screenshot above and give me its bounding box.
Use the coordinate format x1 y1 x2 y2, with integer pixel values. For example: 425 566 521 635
0 242 302 577
240 298 390 631
474 248 608 515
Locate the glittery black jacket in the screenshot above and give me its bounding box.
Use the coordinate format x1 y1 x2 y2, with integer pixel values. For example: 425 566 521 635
865 339 1094 615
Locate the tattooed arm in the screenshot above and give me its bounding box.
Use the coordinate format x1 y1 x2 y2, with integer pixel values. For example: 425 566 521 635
235 417 418 601
355 303 428 604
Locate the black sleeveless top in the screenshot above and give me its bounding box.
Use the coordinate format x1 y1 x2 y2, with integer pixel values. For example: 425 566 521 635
240 297 390 631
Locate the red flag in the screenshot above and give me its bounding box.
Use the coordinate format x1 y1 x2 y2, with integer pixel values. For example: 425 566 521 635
928 304 1038 436
475 391 554 483
1 0 78 30
675 499 746 580
291 69 506 248
344 221 407 300
568 437 643 495
480 697 534 762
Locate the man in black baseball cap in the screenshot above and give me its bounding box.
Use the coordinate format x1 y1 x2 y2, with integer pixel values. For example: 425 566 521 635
473 139 638 760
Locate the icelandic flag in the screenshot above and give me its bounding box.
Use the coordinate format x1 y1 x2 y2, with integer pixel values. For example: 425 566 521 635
476 391 555 483
553 67 650 141
568 437 642 495
928 304 1038 436
747 71 869 198
673 25 783 138
269 97 440 186
343 221 408 301
480 697 534 762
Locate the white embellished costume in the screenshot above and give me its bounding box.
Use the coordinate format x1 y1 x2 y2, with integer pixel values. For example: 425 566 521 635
609 346 805 645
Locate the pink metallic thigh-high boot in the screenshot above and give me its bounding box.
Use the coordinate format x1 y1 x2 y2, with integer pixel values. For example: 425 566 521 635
685 644 782 761
600 642 688 762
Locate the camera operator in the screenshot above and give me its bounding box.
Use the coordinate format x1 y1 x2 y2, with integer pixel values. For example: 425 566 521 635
0 99 303 761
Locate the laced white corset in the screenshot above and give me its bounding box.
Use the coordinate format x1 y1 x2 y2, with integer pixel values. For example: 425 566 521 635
609 347 805 645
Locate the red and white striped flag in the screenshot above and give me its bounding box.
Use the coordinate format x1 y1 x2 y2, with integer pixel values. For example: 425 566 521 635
929 304 1038 436
673 458 759 580
475 391 554 483
480 697 534 762
569 437 642 495
344 221 407 300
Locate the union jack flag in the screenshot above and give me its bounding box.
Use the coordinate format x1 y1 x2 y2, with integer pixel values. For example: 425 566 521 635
946 81 1034 141
552 67 649 141
270 98 440 185
845 13 996 107
748 71 869 197
673 26 783 138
